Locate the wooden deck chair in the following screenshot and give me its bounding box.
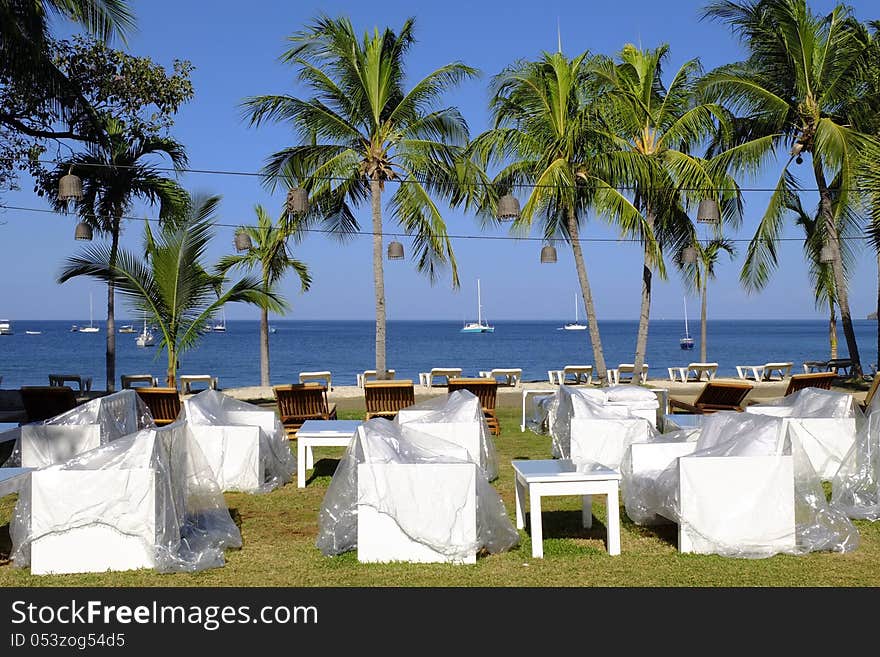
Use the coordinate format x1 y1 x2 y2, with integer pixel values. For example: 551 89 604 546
668 381 754 414
273 383 337 438
363 380 415 420
783 372 837 396
134 387 182 426
19 386 79 423
447 377 500 435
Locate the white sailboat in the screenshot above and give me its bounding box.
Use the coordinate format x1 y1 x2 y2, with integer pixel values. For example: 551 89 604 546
136 315 154 347
680 297 695 350
461 279 494 333
79 294 100 333
212 307 226 332
563 293 587 331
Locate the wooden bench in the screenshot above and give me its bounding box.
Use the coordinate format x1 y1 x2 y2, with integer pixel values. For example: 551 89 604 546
273 383 337 438
364 380 415 420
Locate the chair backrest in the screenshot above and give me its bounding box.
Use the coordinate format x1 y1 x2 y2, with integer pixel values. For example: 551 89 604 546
447 377 498 410
694 381 753 412
273 383 330 418
862 374 880 410
19 386 79 423
363 380 415 415
783 372 837 396
134 387 182 426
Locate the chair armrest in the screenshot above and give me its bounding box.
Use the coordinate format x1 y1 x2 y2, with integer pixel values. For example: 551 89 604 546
669 398 700 414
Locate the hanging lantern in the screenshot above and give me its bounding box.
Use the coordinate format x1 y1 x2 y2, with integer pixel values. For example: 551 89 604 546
820 244 835 263
681 246 698 264
540 244 557 263
387 241 404 260
286 187 309 217
497 193 520 221
696 198 721 224
58 167 83 201
234 229 253 252
74 221 93 241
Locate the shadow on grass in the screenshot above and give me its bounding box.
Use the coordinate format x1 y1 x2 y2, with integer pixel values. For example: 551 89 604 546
306 458 341 486
619 513 678 548
0 523 10 564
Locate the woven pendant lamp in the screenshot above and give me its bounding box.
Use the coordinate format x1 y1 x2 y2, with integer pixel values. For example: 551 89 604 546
696 199 720 224
74 222 93 241
497 194 520 221
387 241 404 260
234 229 253 252
540 244 557 263
58 167 83 201
286 188 309 216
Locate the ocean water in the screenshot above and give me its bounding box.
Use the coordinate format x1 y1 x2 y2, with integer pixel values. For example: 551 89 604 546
0 319 877 390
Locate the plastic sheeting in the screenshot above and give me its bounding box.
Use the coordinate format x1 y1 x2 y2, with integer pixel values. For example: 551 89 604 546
541 385 659 465
832 393 880 520
395 390 499 481
620 410 858 558
10 420 241 574
183 389 295 493
746 388 860 480
3 389 154 468
316 418 519 561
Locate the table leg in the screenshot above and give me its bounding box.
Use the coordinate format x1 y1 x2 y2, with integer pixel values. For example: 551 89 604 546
582 494 593 528
297 440 306 488
514 476 525 529
529 490 543 558
606 486 621 556
521 392 527 432
307 446 314 470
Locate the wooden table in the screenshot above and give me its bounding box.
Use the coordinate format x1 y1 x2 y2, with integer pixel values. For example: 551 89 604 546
512 459 621 558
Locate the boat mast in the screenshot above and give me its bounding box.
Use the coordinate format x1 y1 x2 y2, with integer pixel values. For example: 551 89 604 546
477 279 482 325
683 297 690 338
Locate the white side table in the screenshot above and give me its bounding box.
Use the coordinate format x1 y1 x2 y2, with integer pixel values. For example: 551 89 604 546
295 420 362 488
512 459 621 558
521 388 555 432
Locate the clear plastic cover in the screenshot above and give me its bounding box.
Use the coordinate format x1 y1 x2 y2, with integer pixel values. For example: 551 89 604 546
3 389 154 468
396 390 498 481
621 410 858 557
541 386 659 464
746 387 856 418
10 420 242 574
316 417 519 561
831 393 880 520
182 389 295 493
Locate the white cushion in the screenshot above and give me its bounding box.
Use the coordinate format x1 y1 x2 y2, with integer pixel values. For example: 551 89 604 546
605 385 659 406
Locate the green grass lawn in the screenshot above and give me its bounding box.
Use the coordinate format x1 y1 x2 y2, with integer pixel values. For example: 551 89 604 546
1 406 877 587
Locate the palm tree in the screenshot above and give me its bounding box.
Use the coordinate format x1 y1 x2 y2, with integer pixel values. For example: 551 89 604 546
0 1 134 138
47 117 187 391
58 194 280 387
789 196 858 360
217 205 312 387
590 44 733 380
242 15 477 378
701 0 880 378
679 237 736 363
470 51 653 382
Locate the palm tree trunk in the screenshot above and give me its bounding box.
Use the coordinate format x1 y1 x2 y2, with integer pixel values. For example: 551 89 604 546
815 160 862 377
567 207 606 382
260 304 270 387
700 279 708 363
633 208 654 383
106 217 120 392
166 347 176 388
371 178 388 379
829 300 838 360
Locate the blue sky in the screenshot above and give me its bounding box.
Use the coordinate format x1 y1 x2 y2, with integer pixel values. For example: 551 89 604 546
1 0 878 322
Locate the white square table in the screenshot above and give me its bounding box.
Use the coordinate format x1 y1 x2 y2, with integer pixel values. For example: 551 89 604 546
179 374 218 394
295 419 362 488
511 459 622 558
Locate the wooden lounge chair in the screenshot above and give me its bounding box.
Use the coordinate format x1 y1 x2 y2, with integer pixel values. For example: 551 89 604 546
19 386 79 423
668 381 754 414
447 377 500 435
363 380 415 420
134 387 182 426
860 374 880 413
783 372 837 396
273 383 337 438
